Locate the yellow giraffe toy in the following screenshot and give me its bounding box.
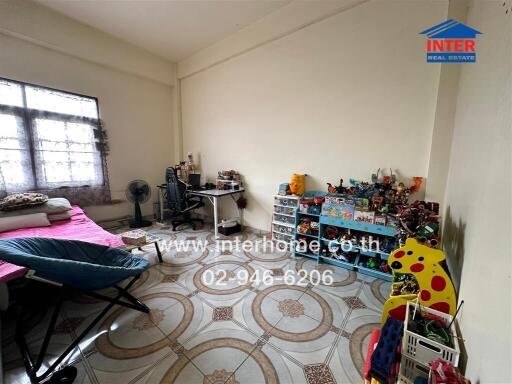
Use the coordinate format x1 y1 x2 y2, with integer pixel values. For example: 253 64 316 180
381 238 456 324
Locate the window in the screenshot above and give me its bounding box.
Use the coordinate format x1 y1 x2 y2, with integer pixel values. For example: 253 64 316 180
0 78 110 205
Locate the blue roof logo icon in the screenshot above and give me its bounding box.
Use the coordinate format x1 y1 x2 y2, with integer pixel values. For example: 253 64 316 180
420 19 482 39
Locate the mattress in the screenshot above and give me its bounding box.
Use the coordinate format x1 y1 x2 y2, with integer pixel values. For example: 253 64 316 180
0 206 125 283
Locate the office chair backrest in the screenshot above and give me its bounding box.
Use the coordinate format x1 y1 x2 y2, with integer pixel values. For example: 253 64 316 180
166 167 187 211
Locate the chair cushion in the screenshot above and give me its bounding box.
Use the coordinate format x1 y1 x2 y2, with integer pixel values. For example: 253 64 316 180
0 237 149 290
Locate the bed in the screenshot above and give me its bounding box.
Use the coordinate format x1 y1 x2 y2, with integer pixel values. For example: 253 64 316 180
0 206 125 283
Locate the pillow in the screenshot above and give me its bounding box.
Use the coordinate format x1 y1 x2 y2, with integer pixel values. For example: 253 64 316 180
0 193 48 211
0 198 72 218
0 213 50 233
47 211 72 222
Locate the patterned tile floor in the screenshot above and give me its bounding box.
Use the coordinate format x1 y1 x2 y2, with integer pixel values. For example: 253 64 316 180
2 225 390 384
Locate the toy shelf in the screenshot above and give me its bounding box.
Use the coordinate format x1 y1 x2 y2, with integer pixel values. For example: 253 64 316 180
275 192 395 281
295 251 319 260
292 198 395 282
359 248 391 260
294 210 321 261
357 264 393 281
319 255 356 270
297 211 320 217
320 216 397 237
320 238 391 260
296 232 318 240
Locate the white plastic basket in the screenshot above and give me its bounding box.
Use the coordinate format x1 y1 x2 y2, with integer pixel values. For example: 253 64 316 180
403 301 460 367
398 355 430 384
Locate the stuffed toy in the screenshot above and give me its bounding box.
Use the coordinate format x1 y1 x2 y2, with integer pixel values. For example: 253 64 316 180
289 173 305 195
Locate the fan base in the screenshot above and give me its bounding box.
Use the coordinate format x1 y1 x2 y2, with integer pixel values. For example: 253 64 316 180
129 220 152 228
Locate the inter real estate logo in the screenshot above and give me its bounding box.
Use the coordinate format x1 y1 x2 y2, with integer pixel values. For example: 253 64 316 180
420 19 482 63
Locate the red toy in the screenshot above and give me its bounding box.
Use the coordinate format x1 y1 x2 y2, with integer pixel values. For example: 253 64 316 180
363 329 381 381
313 195 325 205
430 359 470 384
326 178 345 194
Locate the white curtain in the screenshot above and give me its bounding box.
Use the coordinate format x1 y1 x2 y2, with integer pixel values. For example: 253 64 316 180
0 79 110 205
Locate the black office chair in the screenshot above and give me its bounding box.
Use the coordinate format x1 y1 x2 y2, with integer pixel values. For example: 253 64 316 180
165 167 204 231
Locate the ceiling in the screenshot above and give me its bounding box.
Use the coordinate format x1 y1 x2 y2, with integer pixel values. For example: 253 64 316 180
35 0 291 62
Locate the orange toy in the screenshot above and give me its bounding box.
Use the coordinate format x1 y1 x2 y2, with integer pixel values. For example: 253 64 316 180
289 174 305 196
381 238 456 324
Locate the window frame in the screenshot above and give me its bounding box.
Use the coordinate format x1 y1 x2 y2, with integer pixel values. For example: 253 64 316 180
0 77 107 192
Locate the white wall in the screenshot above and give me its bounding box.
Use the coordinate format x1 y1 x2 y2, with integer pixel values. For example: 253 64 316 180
180 0 447 230
441 1 511 381
178 0 367 79
0 0 174 85
425 0 467 203
0 1 176 222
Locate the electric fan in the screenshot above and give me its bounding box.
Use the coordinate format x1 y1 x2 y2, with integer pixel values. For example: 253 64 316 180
125 180 152 228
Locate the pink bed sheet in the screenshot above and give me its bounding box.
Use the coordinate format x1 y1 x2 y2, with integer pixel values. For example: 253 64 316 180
0 206 125 283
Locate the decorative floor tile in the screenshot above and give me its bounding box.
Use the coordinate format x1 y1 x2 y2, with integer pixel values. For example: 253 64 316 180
357 278 391 313
3 226 387 384
213 306 233 321
271 268 284 276
304 363 336 384
162 273 180 283
335 309 382 384
341 296 367 310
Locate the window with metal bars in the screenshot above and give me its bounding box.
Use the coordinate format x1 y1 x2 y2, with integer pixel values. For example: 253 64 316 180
0 78 110 205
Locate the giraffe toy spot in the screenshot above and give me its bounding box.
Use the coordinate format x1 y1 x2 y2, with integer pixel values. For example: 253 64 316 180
420 290 431 301
394 251 405 258
410 263 424 272
431 276 446 291
429 302 450 314
389 304 407 321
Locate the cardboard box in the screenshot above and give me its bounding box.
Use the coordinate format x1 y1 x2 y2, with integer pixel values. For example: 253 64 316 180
321 203 354 220
325 194 355 207
354 210 375 224
355 198 369 211
374 214 387 226
120 229 147 245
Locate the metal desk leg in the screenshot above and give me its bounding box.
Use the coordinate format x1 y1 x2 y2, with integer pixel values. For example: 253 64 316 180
213 196 219 239
229 193 244 230
239 197 244 230
158 187 164 224
155 242 163 263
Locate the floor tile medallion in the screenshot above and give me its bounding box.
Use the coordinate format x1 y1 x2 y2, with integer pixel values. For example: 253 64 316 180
3 225 389 384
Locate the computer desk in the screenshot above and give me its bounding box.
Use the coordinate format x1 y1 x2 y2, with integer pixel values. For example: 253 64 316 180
187 188 245 239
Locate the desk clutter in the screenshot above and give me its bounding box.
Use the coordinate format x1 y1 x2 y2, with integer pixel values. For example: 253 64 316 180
174 152 198 183
217 170 243 190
